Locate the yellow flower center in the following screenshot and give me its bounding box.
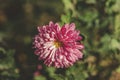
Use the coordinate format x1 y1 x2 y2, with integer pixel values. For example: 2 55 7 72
54 41 62 48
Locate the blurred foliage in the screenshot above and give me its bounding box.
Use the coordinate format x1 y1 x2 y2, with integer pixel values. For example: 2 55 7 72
59 0 120 80
0 0 120 80
0 47 19 80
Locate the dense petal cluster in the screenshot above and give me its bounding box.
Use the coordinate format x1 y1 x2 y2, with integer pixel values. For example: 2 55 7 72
33 21 84 68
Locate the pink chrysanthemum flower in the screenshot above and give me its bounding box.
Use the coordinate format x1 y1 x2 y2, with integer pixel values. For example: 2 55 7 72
33 21 84 68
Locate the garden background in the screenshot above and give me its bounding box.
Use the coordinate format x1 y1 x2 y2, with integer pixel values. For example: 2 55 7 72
0 0 120 80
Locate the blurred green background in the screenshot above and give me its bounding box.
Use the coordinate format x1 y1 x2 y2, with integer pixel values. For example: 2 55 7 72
0 0 120 80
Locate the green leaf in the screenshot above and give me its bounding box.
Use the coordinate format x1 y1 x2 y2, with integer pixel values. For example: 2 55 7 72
112 0 120 12
61 12 71 24
86 0 96 4
34 75 46 80
46 67 56 77
115 14 120 38
62 0 74 11
109 39 120 50
116 66 120 73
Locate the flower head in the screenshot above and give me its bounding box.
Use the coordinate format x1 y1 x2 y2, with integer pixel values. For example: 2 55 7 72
33 21 84 68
